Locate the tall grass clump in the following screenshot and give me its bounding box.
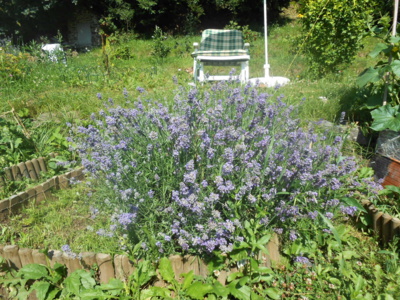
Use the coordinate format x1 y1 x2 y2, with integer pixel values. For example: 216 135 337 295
69 82 380 258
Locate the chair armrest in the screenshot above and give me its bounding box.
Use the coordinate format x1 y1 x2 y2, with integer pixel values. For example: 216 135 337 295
244 43 250 54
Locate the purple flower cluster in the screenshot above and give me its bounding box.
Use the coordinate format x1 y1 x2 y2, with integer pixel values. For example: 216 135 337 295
70 82 376 255
61 244 80 259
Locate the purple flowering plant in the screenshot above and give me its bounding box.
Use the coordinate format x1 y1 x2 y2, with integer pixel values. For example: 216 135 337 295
69 81 379 257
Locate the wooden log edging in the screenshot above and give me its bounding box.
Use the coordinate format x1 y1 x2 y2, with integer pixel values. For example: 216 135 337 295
0 157 50 188
361 200 400 244
0 167 84 221
0 239 281 287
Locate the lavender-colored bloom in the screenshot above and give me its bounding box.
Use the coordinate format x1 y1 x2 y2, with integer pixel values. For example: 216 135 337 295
294 256 311 265
218 180 235 194
325 212 334 220
289 230 298 241
326 199 340 207
185 160 195 171
223 148 234 162
340 206 358 216
222 162 234 175
61 244 72 252
308 211 318 220
118 213 136 226
207 148 216 159
184 170 197 184
149 131 158 140
248 194 257 204
330 178 342 190
333 136 342 145
136 87 146 93
96 229 107 236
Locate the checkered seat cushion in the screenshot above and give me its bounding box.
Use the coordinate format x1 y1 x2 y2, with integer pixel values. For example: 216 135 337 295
192 29 248 57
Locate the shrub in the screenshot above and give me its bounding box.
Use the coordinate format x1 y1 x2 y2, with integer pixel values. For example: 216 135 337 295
70 82 380 258
298 0 381 77
224 21 260 44
151 26 172 61
0 47 33 80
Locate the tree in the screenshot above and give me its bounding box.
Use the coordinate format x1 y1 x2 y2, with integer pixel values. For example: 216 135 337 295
0 0 293 42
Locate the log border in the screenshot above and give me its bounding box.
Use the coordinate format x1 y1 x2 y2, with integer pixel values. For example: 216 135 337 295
0 236 281 285
0 168 84 221
361 199 400 244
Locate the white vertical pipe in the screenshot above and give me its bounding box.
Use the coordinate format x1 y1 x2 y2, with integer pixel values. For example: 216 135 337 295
392 0 399 37
264 0 270 78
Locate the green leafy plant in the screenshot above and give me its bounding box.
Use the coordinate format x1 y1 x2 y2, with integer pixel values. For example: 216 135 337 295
298 0 381 77
0 262 68 299
357 33 400 132
151 26 172 62
224 21 260 44
0 115 35 168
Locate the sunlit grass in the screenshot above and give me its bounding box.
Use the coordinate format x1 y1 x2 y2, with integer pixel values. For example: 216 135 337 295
0 184 121 254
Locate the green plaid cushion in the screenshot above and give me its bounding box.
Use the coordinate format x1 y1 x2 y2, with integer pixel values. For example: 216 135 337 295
192 29 248 57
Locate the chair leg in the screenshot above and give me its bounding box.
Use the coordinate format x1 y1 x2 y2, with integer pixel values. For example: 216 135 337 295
241 61 249 83
199 62 205 82
193 59 198 83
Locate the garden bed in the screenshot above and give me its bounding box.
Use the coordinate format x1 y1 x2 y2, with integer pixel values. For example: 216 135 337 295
0 167 84 221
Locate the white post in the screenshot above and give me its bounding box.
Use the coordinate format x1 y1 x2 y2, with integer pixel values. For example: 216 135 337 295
392 0 399 37
264 0 270 78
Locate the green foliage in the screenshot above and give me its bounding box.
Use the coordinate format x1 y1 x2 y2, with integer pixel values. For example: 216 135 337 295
298 0 381 77
279 224 400 299
224 20 260 44
107 31 138 60
356 31 400 131
0 115 35 168
0 45 34 80
0 0 293 41
0 262 67 299
0 114 72 169
374 185 400 218
151 26 172 62
370 104 400 131
357 35 400 107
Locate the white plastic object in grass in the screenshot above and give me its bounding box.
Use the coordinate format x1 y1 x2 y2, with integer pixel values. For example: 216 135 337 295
248 0 290 88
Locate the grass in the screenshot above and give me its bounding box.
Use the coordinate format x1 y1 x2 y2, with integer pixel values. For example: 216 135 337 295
1 184 120 254
1 14 380 126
